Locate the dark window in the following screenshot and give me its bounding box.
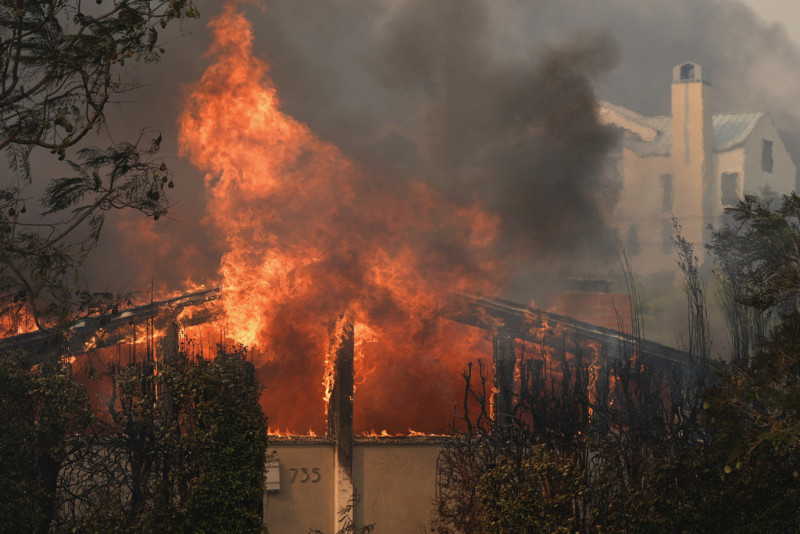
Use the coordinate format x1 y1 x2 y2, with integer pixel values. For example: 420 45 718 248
626 224 641 256
680 63 695 81
660 174 674 212
721 172 740 206
762 140 773 173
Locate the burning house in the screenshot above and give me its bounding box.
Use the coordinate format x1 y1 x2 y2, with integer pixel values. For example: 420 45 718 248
2 285 694 532
2 3 747 532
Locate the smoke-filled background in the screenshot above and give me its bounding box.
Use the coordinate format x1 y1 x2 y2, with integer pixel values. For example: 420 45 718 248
37 0 798 432
81 0 800 308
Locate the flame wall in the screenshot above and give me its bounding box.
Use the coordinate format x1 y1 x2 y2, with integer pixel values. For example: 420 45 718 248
178 5 501 434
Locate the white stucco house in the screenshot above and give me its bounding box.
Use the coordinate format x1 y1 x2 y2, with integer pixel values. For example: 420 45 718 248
599 62 796 274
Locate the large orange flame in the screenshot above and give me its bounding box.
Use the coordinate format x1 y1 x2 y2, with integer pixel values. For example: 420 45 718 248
178 3 503 434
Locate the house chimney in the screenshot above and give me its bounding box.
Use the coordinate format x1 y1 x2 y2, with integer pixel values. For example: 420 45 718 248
670 62 714 259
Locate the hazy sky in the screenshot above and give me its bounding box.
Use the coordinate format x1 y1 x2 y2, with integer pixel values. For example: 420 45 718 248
738 0 800 42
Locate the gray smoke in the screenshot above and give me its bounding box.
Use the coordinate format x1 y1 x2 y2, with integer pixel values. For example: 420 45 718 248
254 0 621 263
82 0 800 304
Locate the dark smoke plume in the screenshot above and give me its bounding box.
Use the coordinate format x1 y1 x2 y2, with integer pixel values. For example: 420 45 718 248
255 0 621 262
82 0 800 302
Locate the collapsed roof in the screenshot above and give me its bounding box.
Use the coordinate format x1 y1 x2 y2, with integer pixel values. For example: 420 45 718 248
0 287 696 373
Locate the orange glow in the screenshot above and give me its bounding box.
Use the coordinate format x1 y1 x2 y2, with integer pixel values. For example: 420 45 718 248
361 429 393 438
177 3 503 435
0 310 36 337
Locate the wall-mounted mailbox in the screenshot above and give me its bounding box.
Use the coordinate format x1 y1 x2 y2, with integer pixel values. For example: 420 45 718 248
265 459 280 492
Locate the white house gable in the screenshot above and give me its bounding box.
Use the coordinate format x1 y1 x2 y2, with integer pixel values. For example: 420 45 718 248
598 64 796 275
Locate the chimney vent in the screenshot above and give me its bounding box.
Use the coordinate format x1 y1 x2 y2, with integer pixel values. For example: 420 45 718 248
673 61 710 85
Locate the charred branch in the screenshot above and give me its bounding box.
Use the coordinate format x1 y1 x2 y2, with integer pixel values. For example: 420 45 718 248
327 317 355 455
492 331 515 430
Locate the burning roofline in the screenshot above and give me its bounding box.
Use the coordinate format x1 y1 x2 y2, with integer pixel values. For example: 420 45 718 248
1 287 221 365
447 294 696 369
1 286 694 370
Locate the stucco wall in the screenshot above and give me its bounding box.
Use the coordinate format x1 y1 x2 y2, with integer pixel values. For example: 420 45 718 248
612 148 675 274
264 442 335 533
742 115 796 197
670 78 712 259
715 149 746 191
354 442 442 533
612 115 796 277
263 439 443 534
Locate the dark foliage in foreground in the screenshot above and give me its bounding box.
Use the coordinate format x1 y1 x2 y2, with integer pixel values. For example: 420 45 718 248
0 344 268 534
433 194 800 533
0 0 199 333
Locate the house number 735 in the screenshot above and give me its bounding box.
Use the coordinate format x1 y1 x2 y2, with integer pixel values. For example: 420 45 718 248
289 467 321 483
